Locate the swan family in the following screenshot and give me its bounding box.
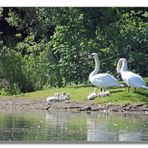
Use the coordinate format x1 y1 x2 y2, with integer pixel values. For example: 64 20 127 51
47 52 147 103
89 53 148 95
46 92 70 104
87 87 110 100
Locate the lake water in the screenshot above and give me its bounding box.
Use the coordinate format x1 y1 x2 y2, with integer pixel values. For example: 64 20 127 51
0 110 148 143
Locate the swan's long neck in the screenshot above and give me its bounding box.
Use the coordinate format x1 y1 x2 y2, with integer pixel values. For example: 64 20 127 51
89 56 100 77
120 59 128 73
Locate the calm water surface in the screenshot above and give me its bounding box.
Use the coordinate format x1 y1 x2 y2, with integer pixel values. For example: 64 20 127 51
0 111 148 143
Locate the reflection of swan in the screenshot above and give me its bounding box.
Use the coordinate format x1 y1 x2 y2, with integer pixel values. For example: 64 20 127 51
118 132 141 142
89 53 123 91
87 115 114 142
117 58 148 91
87 88 97 100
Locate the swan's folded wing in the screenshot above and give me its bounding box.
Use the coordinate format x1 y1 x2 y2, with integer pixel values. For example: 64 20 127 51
123 71 146 87
91 73 120 87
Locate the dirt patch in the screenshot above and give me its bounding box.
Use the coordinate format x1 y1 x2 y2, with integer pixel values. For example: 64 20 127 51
0 98 148 114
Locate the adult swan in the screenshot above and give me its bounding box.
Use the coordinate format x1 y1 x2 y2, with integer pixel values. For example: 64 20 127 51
117 58 148 91
89 53 123 91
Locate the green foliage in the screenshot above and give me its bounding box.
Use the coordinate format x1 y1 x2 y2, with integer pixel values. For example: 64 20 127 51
5 9 21 27
0 7 148 95
0 88 9 96
10 83 20 95
0 46 27 94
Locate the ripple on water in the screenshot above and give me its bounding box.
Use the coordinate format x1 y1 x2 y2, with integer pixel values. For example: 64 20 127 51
0 111 148 142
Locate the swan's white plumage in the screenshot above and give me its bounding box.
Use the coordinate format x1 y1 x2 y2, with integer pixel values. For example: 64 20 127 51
89 53 123 89
117 58 148 89
46 92 70 104
98 90 110 97
46 96 58 103
90 73 122 88
87 88 97 100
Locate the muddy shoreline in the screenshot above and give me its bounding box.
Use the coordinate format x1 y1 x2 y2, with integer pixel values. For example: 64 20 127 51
0 98 148 114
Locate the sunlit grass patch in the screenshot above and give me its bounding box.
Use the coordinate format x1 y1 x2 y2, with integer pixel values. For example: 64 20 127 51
1 78 148 106
12 85 148 105
93 87 148 105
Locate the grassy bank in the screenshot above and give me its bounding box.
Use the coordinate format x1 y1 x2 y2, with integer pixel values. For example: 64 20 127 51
1 78 148 106
18 86 148 105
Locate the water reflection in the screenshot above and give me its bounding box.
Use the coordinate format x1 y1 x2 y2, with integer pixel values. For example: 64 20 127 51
0 111 148 142
86 113 148 142
118 132 142 141
45 112 87 142
87 114 117 142
45 112 68 130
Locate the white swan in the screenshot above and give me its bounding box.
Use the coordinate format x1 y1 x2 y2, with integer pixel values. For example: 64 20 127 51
46 93 60 104
46 92 70 104
89 53 123 91
59 92 70 101
87 88 97 100
117 58 148 91
98 90 110 97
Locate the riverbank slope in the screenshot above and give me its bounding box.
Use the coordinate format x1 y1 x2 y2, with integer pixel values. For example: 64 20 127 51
0 85 148 113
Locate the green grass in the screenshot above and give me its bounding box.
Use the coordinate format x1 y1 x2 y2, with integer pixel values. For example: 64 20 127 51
1 78 148 106
6 86 148 105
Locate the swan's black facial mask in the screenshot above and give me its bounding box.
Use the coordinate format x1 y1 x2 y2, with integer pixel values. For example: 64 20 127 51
88 54 94 59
